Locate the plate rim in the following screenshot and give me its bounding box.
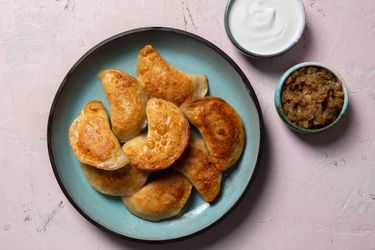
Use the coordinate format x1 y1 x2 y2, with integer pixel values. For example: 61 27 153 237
47 26 264 244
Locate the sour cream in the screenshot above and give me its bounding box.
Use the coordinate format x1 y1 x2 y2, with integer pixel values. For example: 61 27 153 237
227 0 305 56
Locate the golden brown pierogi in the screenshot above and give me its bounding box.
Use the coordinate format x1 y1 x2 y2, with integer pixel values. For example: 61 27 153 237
98 69 147 142
122 170 192 221
137 44 208 106
68 100 128 170
81 164 149 196
173 136 222 202
181 97 245 170
123 98 190 171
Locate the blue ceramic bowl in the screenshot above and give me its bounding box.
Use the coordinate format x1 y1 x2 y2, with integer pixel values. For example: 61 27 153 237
224 0 306 58
47 27 263 242
274 62 349 133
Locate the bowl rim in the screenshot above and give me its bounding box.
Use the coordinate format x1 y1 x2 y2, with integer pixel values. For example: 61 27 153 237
224 0 306 58
274 62 349 133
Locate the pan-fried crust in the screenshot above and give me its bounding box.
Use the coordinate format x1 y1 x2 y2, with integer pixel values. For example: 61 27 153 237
181 97 245 170
81 164 149 196
123 98 190 171
68 100 128 170
98 69 147 142
122 170 192 221
173 136 222 202
137 44 208 106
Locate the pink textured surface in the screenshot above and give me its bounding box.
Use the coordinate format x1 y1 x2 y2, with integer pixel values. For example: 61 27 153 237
1 0 374 249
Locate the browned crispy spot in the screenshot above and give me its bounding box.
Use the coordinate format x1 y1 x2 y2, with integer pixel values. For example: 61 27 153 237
68 100 128 170
123 98 190 171
82 164 149 196
98 69 147 142
122 170 192 221
181 97 245 170
137 45 194 106
173 136 222 202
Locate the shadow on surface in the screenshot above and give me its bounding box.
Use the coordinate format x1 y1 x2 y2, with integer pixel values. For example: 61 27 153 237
98 123 273 249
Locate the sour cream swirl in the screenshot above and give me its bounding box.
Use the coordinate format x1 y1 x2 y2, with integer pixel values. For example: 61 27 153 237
228 0 304 55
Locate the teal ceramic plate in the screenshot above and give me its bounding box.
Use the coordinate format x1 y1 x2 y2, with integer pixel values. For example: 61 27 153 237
47 27 263 243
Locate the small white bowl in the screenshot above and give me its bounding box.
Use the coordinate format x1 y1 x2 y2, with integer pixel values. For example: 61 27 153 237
224 0 306 58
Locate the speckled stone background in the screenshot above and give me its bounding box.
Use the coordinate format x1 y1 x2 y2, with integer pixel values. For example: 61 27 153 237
1 0 374 249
